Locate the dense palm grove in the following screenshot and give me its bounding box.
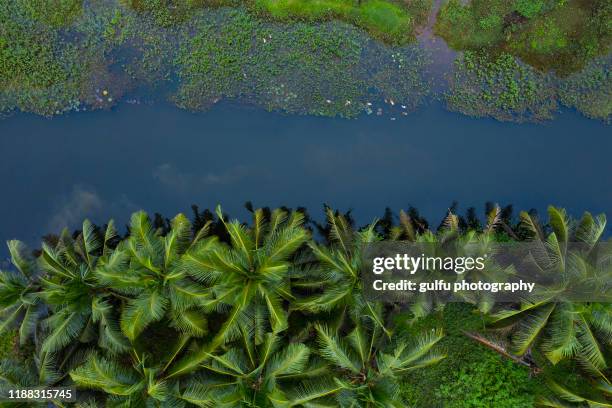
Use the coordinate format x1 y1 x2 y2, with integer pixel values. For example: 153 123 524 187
0 205 610 407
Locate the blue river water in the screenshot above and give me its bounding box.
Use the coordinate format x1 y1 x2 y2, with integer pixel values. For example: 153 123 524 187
0 101 611 258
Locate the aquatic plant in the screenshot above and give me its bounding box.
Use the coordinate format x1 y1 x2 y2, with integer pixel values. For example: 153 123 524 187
0 3 82 116
122 0 238 26
0 1 132 117
445 51 557 122
18 0 84 28
558 55 612 123
174 8 430 117
446 50 612 123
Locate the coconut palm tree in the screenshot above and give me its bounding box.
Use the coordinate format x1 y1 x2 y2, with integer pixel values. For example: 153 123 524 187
167 206 309 378
0 240 43 345
315 315 445 407
70 348 186 407
34 219 130 354
0 356 65 408
296 206 510 325
180 332 341 407
536 376 612 407
0 329 76 408
293 208 389 331
489 207 612 384
98 211 212 343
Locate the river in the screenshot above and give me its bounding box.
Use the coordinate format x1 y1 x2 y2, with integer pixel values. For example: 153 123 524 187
0 101 610 258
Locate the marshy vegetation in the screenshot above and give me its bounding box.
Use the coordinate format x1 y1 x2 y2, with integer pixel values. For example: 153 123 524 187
0 204 610 406
436 0 611 122
173 9 430 116
435 0 611 75
0 0 610 121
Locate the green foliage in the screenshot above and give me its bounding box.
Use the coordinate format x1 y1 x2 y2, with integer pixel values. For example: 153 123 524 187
1 205 609 406
0 0 609 122
253 0 432 44
0 206 450 406
435 0 509 49
435 353 536 407
123 0 431 43
317 317 445 406
436 0 612 75
0 1 130 116
399 304 546 408
489 207 611 382
0 330 15 360
0 3 78 115
514 0 545 19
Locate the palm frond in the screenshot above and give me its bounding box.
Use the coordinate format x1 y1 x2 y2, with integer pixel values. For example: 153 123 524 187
120 291 168 340
315 324 360 373
511 303 555 356
576 315 608 372
575 212 606 249
268 343 311 377
70 354 141 396
548 206 569 245
7 240 34 278
41 311 86 353
77 219 101 268
545 379 612 407
170 308 208 337
164 214 192 269
286 379 342 407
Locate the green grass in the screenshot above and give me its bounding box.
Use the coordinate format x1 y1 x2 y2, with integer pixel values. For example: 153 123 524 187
253 0 424 43
397 304 546 408
124 0 431 44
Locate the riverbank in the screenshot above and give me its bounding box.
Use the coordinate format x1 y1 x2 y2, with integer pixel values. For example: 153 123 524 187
1 1 610 122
